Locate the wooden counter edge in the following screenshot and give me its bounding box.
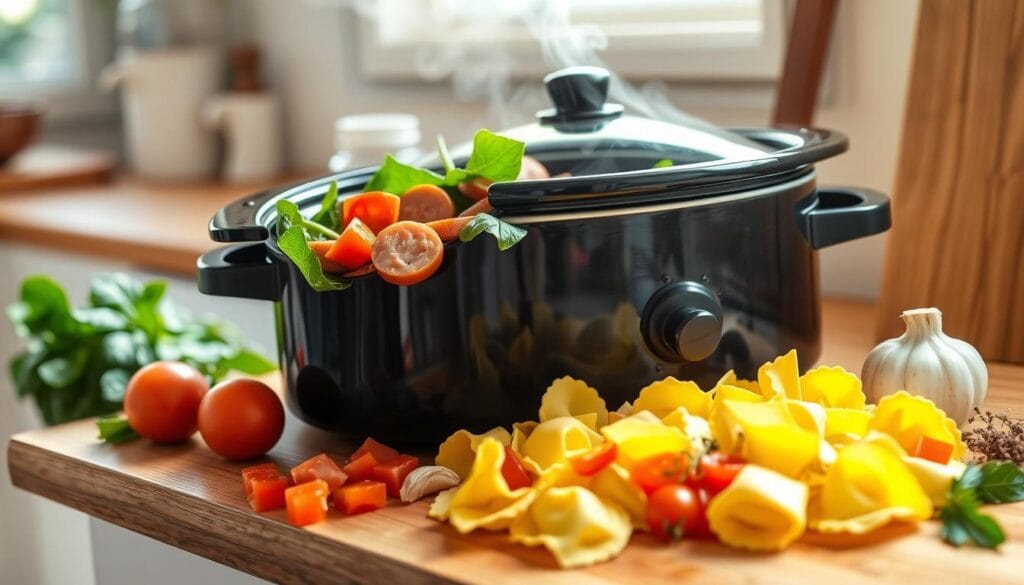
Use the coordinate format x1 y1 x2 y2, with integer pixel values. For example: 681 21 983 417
5 437 456 585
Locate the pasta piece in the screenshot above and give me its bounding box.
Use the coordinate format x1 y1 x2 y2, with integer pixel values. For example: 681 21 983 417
633 377 711 419
599 411 689 466
539 377 608 428
706 465 808 551
757 349 802 400
868 391 966 460
520 416 604 471
709 399 820 478
435 426 512 480
443 438 541 533
799 366 866 409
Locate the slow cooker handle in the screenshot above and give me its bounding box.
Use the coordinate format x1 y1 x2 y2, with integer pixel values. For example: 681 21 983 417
208 187 282 243
196 243 283 301
798 187 891 249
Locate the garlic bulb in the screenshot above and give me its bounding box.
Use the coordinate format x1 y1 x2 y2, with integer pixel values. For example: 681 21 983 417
862 308 987 427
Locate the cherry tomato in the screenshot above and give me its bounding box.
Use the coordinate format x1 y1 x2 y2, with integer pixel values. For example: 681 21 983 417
569 443 618 476
457 177 491 201
350 437 400 463
425 216 473 242
198 379 284 461
291 453 349 491
325 218 375 271
307 240 347 273
399 184 455 223
501 446 533 490
518 155 550 180
123 361 208 443
629 452 691 494
457 197 493 218
371 221 444 286
695 453 745 497
342 191 401 234
646 484 710 541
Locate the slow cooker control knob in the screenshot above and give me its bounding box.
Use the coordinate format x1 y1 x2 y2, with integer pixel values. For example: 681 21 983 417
641 282 724 363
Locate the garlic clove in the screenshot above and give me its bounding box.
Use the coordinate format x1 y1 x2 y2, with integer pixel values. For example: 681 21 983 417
400 465 461 503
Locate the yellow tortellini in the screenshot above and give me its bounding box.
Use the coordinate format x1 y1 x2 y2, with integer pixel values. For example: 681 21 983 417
633 376 711 419
662 406 714 453
757 349 802 400
823 407 872 444
710 399 821 478
706 465 808 551
509 486 632 569
599 411 689 466
868 390 966 459
542 462 648 529
520 416 604 471
809 434 932 534
539 377 608 428
435 426 512 480
799 365 866 409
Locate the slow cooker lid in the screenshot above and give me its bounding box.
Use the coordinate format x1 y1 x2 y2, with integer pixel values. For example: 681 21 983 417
486 67 848 214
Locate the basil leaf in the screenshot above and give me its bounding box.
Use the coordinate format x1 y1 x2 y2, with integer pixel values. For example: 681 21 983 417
276 199 304 236
96 415 139 445
311 180 341 231
976 462 1024 504
89 273 143 317
364 154 444 195
940 464 1011 549
37 350 86 389
277 226 352 292
459 213 527 251
654 159 673 168
99 369 131 402
464 130 525 183
8 275 74 336
218 348 277 376
72 307 129 331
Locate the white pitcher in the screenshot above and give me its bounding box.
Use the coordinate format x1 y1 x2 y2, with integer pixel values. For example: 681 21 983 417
100 46 222 181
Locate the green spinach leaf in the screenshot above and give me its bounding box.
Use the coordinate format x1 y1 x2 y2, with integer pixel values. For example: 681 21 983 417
96 415 139 445
463 129 525 183
277 226 352 292
459 213 527 251
310 180 341 231
364 154 444 195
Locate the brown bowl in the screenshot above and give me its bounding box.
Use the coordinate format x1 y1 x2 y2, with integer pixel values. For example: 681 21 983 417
0 104 42 166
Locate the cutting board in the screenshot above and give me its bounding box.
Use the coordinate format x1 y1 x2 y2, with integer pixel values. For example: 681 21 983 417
0 145 115 194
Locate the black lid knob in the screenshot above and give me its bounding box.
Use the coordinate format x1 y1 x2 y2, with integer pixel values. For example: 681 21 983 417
641 281 723 363
537 67 624 129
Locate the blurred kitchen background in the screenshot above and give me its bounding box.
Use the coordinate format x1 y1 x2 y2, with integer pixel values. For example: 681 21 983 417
0 0 916 583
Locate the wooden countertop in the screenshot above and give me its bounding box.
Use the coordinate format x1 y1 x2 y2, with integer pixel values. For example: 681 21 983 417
7 299 1024 585
0 176 309 276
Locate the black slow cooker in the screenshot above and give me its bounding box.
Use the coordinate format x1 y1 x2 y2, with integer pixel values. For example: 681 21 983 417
198 67 890 443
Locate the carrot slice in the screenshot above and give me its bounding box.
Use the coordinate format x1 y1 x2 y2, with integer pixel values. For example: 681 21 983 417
325 218 376 271
307 240 347 273
426 216 473 242
457 177 491 201
457 197 493 218
399 184 455 223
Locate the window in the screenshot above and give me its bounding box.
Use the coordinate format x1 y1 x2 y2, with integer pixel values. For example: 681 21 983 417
351 0 785 82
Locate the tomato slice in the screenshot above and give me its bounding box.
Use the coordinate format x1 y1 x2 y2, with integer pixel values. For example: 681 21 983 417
342 452 379 482
370 221 444 286
399 184 455 223
426 216 473 242
630 452 691 495
695 453 745 496
913 435 954 464
351 437 400 463
290 453 349 491
501 446 533 490
248 474 290 512
569 443 618 477
325 218 375 271
457 177 492 201
242 463 283 498
333 480 387 515
646 484 710 540
285 479 330 526
342 191 401 234
457 197 493 218
307 240 347 273
371 454 420 498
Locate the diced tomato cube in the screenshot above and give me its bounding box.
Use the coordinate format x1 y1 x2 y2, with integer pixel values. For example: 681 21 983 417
325 218 375 271
342 191 400 234
913 435 955 464
350 437 400 464
285 479 330 526
333 480 387 515
342 452 378 482
248 475 289 512
569 443 618 477
290 453 349 491
501 446 533 490
371 454 419 498
242 463 283 498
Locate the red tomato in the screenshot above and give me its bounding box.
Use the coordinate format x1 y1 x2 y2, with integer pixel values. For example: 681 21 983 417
342 452 378 482
285 479 329 526
325 218 375 271
457 177 492 201
372 454 419 498
569 443 618 476
350 437 400 463
913 435 954 464
370 221 444 286
198 379 284 461
425 216 473 242
630 452 691 495
342 191 401 233
242 463 283 498
291 453 349 491
333 480 387 515
307 240 346 273
248 474 289 512
399 184 455 223
123 361 208 443
695 453 745 496
646 484 709 541
501 446 533 490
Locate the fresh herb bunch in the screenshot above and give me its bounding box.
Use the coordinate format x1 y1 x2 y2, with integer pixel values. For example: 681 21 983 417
940 461 1024 548
276 129 527 292
7 273 276 426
